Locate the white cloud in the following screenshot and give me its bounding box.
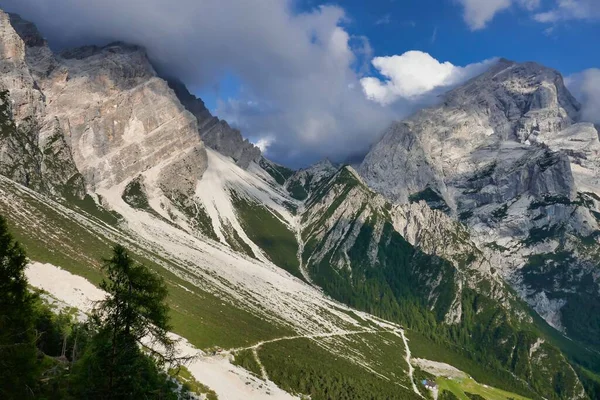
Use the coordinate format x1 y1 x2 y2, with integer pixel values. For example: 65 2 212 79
253 136 275 153
534 0 600 23
457 0 541 30
360 51 496 105
457 0 599 29
566 69 600 124
458 0 512 30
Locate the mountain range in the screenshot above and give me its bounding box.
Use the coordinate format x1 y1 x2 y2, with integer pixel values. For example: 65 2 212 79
0 9 599 400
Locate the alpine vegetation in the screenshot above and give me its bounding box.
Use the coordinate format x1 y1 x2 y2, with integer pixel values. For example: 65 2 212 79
0 5 599 400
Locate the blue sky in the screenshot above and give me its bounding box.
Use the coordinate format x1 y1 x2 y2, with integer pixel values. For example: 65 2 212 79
341 0 599 73
196 0 600 112
5 0 600 167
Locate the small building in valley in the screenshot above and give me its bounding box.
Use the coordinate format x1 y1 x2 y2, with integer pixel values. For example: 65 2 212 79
421 379 437 390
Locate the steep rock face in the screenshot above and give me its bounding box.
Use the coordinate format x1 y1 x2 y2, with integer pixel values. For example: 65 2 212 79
0 12 207 198
168 79 260 169
360 59 600 345
42 45 207 194
0 12 84 197
0 12 45 122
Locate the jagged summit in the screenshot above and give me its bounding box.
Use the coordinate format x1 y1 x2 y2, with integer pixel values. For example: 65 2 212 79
166 78 213 121
167 77 261 169
300 158 337 178
7 12 46 47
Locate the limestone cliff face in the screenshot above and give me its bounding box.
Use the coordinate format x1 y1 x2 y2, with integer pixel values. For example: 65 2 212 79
0 11 207 198
0 12 45 122
0 12 83 197
168 79 261 169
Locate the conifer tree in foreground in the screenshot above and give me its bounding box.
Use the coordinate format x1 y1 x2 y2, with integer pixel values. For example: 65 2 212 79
72 244 185 399
0 215 38 398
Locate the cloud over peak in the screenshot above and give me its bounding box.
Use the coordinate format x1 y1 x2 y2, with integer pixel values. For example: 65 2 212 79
4 0 397 166
534 0 600 23
567 69 600 124
360 51 496 105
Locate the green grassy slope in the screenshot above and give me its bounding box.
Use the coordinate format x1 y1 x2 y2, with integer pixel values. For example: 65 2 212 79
0 176 424 399
0 177 290 349
231 193 303 280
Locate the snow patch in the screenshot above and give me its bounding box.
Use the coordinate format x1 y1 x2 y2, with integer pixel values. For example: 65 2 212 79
26 262 106 313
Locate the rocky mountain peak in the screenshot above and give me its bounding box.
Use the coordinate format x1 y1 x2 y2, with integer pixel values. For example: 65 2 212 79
310 158 335 170
304 158 336 175
167 78 261 169
443 59 580 142
7 12 46 48
360 58 600 341
283 158 338 201
360 59 584 204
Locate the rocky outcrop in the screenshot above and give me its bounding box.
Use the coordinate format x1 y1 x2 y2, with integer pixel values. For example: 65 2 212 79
0 12 83 198
0 11 208 199
168 79 261 169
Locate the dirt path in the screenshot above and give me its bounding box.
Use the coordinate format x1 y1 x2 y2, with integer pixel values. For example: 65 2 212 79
395 329 424 398
252 347 270 381
224 328 385 383
226 327 422 395
229 328 382 354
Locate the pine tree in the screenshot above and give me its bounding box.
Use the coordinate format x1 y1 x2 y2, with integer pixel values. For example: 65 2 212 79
72 245 183 399
0 215 38 398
